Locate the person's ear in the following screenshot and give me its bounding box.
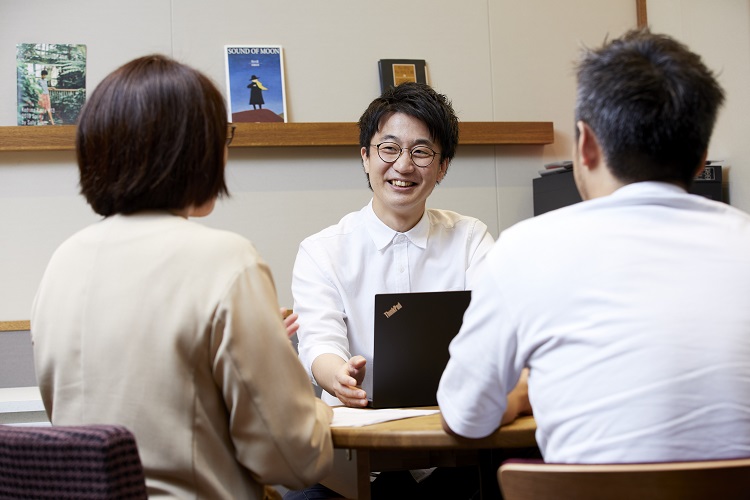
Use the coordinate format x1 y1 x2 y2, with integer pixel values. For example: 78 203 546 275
693 150 709 178
361 146 370 174
436 158 448 184
576 121 603 171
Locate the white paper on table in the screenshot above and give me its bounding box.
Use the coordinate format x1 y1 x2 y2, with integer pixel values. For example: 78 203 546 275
330 406 439 428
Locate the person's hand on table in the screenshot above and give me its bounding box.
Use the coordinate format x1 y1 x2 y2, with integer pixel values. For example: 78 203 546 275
501 367 532 425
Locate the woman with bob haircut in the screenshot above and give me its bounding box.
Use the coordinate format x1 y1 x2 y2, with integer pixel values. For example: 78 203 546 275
31 54 333 500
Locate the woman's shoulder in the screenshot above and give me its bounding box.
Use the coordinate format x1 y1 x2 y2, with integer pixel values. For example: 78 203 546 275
183 219 258 255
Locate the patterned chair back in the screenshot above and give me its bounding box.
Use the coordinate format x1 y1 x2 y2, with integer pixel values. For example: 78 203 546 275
0 424 147 499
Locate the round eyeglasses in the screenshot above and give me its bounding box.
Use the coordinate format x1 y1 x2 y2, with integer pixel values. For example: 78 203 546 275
371 142 441 168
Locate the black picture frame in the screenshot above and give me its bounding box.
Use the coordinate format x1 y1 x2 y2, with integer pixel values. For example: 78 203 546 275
378 59 427 93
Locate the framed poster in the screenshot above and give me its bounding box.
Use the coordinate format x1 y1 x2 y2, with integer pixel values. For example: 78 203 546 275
16 43 87 126
378 59 427 93
224 45 287 123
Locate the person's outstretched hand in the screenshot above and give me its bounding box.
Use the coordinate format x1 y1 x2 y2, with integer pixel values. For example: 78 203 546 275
333 355 368 407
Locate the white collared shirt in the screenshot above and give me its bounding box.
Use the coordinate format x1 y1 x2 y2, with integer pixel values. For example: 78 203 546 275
293 200 494 405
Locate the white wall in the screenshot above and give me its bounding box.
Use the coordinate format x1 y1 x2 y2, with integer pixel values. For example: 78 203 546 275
5 0 722 320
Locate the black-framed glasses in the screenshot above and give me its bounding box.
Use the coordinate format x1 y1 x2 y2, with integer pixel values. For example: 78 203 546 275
226 124 236 146
371 142 441 168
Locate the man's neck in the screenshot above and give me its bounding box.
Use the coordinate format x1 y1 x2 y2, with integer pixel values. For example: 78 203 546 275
584 174 626 200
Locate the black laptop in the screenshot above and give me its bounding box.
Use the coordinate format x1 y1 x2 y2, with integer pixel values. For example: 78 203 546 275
369 290 472 409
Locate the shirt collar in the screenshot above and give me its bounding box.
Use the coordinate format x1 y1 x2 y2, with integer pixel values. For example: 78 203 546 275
364 200 430 251
611 181 688 198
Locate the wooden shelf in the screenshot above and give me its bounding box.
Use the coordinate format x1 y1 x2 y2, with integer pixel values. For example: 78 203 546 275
0 320 30 332
0 121 553 152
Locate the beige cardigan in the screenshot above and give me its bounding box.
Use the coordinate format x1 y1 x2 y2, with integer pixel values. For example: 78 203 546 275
31 212 332 499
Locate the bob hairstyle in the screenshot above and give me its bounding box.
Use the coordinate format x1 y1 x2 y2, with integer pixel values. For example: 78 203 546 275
76 54 229 216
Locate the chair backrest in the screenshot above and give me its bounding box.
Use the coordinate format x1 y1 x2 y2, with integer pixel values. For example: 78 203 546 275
498 458 750 500
0 424 148 499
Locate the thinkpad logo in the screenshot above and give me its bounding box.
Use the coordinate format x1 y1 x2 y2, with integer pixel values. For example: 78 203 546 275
383 302 402 318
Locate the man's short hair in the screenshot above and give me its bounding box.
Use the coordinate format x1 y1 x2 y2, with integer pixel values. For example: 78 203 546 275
76 54 229 216
575 28 725 187
358 82 459 186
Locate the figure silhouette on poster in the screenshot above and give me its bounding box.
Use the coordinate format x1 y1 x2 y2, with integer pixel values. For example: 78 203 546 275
248 75 267 110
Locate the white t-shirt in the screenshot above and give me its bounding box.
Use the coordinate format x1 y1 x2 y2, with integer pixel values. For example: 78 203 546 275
293 200 494 405
438 182 750 463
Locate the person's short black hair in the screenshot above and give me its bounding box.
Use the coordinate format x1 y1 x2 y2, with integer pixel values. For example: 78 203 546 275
76 54 229 216
358 82 459 187
40 70 48 76
575 28 725 187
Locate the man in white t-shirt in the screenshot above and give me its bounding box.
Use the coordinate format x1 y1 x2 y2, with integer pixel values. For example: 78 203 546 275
438 29 750 464
287 82 532 499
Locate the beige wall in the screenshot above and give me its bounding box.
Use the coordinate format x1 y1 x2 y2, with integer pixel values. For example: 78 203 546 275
4 1 744 320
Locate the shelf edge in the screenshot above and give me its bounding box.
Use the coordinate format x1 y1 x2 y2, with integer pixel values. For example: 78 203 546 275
0 121 553 152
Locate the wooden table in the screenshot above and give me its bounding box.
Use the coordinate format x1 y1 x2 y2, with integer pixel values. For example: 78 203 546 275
322 410 537 499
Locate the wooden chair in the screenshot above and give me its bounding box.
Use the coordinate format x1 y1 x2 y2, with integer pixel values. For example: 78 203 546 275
498 458 750 500
0 424 148 499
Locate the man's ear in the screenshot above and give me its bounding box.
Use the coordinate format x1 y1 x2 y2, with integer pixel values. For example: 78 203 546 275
693 150 709 178
361 146 370 174
436 158 448 185
576 121 603 171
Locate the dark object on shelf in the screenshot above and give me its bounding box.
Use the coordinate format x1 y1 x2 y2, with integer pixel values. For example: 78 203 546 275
532 165 725 216
378 59 427 93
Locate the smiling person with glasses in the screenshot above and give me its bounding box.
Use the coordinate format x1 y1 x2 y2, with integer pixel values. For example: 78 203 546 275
361 86 452 234
287 82 532 499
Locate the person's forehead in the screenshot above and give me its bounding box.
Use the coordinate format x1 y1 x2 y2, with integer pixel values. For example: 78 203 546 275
375 112 434 144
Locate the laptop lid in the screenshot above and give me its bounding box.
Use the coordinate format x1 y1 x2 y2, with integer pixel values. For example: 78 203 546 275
370 290 471 409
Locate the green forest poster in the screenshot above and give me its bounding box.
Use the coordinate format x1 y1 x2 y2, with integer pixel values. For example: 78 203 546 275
16 43 87 126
